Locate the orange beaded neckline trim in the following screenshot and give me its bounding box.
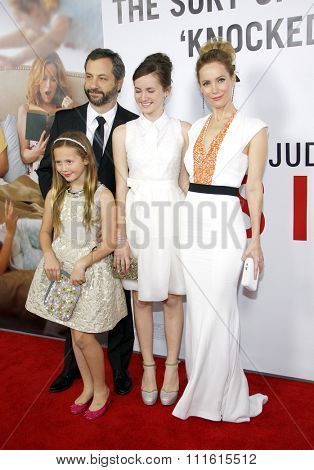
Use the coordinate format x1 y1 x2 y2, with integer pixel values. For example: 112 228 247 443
193 112 236 185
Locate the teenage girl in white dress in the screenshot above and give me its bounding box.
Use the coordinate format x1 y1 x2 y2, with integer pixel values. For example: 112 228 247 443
113 53 190 406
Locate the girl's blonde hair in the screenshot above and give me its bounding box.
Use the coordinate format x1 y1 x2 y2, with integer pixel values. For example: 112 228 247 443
196 38 237 82
51 131 98 237
26 52 69 107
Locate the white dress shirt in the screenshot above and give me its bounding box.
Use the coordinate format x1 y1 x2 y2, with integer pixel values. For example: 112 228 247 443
86 103 118 152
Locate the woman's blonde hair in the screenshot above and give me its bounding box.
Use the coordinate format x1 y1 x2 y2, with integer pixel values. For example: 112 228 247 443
27 52 69 107
196 38 237 82
50 131 98 238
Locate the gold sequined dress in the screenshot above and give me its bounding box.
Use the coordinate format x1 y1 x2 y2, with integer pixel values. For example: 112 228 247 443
26 185 127 333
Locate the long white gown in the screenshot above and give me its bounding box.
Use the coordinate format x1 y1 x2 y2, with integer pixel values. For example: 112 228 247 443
123 112 186 302
172 111 268 422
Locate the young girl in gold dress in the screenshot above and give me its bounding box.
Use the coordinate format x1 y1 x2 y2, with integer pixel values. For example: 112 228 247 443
26 131 126 420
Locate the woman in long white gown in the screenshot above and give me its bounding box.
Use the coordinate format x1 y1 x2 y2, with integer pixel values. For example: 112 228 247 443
173 39 268 422
113 54 190 406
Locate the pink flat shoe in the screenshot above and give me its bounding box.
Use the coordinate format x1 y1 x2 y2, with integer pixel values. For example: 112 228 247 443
70 399 92 415
84 392 113 421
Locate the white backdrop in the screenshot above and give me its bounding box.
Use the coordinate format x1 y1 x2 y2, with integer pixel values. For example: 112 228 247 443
102 0 314 381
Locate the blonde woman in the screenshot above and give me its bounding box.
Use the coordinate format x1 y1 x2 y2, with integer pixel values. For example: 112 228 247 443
17 52 73 182
173 39 268 422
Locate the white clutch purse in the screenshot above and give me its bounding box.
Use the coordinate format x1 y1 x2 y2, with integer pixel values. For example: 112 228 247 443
241 257 259 291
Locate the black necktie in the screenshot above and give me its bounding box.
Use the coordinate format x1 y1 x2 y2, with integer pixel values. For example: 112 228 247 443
92 116 106 164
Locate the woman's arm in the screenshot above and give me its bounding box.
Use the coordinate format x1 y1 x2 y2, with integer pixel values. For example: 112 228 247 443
0 29 38 49
91 189 117 260
243 127 268 277
0 16 70 68
70 188 117 285
112 125 132 272
40 190 61 280
0 201 17 275
178 121 191 194
113 125 128 243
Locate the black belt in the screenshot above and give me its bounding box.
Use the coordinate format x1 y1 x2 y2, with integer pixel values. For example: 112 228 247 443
189 183 239 196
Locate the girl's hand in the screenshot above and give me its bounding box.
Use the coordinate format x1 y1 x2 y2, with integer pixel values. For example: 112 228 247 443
114 241 132 274
71 259 86 286
34 131 50 158
44 251 61 281
4 200 18 236
61 96 74 109
242 239 264 279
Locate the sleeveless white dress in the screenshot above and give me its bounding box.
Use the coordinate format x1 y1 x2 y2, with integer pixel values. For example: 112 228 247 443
173 111 268 422
123 112 186 301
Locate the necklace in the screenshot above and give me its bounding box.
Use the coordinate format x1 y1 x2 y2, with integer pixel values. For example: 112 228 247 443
67 187 84 197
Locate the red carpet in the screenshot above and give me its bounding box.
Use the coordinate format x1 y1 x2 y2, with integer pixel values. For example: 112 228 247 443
0 330 313 450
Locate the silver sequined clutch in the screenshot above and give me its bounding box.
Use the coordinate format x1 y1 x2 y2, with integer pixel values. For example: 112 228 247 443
112 257 138 281
44 270 81 321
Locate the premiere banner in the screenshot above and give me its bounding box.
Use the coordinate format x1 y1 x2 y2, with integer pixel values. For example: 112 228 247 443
102 0 314 381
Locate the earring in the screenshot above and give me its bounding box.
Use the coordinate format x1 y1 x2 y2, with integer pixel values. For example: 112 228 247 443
232 87 235 101
202 94 205 112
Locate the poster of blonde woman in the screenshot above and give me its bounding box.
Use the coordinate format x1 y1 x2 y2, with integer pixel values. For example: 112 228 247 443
0 1 99 336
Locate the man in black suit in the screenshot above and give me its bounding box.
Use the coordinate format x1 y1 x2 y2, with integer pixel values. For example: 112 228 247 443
37 48 138 395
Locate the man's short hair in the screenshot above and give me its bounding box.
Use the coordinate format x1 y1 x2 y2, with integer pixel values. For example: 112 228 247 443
84 49 125 81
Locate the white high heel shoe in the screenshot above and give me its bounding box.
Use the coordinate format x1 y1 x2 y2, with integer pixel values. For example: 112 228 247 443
141 363 158 406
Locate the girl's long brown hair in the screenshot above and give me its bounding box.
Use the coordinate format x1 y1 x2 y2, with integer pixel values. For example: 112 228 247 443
50 131 98 237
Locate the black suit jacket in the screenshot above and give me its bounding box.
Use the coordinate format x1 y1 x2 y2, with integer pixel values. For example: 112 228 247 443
38 102 138 199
